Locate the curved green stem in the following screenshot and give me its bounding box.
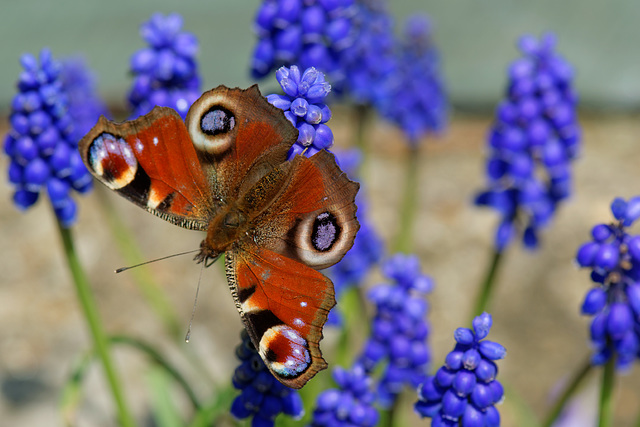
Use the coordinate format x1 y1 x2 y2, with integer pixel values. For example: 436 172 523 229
187 384 237 427
598 354 616 427
56 218 136 427
470 248 503 322
96 187 214 384
393 144 420 254
60 334 202 424
541 356 593 427
111 335 202 410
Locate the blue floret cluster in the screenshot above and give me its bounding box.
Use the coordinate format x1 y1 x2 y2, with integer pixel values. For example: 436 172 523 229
475 33 580 251
576 197 640 370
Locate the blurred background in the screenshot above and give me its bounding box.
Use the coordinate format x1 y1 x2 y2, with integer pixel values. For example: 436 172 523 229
1 0 640 426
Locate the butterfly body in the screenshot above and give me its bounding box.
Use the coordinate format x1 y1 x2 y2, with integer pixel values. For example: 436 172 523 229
79 85 359 388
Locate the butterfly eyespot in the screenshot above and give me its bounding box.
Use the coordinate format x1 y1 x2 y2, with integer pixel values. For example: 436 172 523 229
200 106 235 136
311 212 339 252
290 208 357 270
88 132 138 190
186 93 239 155
260 325 311 379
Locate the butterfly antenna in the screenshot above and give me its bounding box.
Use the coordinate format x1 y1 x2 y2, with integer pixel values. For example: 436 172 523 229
185 261 206 343
115 249 200 273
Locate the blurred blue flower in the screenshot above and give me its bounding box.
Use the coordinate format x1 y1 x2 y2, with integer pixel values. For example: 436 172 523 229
231 330 304 426
340 0 397 106
575 196 640 370
359 254 433 407
475 33 580 251
310 364 378 426
415 312 505 427
376 14 448 144
250 0 356 89
267 65 334 159
4 49 95 227
60 56 109 142
128 12 201 120
327 149 384 325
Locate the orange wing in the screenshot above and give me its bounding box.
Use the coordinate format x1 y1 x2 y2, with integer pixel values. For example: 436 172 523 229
226 246 335 389
79 109 212 230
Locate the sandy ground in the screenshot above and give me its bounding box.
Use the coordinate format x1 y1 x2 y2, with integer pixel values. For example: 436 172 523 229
1 111 640 426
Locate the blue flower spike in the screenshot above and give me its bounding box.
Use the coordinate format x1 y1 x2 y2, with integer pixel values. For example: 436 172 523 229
128 12 201 119
251 0 356 88
575 196 640 370
375 14 448 145
475 33 580 251
310 364 379 426
415 313 505 427
4 48 96 227
231 330 304 427
267 65 334 159
360 254 433 407
60 57 109 143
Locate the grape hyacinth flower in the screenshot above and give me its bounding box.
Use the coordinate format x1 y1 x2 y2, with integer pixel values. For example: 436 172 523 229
340 0 397 107
251 0 356 89
267 65 334 159
310 364 379 426
327 149 384 325
575 196 640 370
475 33 580 251
415 313 506 426
231 330 304 426
359 254 433 407
128 12 201 120
4 49 93 227
376 14 448 144
60 56 109 143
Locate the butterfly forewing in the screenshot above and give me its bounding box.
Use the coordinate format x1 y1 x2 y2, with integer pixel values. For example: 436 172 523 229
79 109 212 230
184 85 298 201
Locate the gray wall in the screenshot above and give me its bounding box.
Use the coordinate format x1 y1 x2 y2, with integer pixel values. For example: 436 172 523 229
1 0 639 112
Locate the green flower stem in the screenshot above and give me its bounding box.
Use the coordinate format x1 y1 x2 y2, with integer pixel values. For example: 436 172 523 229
187 384 237 427
336 285 370 367
470 248 503 322
60 335 202 424
354 104 371 180
598 354 616 427
393 144 420 254
56 218 136 427
60 349 93 426
95 186 182 339
541 356 593 427
111 335 202 410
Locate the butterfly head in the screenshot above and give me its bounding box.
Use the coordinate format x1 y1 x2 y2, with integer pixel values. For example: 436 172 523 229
193 243 221 267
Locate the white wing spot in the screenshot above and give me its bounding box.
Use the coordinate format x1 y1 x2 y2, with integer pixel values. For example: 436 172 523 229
293 318 305 327
135 141 144 152
153 137 159 146
300 301 307 307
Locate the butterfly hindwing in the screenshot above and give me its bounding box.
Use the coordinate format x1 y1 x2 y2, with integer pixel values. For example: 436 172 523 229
226 246 335 389
79 108 212 230
248 150 360 270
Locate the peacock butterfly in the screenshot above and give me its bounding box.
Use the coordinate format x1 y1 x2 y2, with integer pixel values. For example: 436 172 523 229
78 85 359 389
